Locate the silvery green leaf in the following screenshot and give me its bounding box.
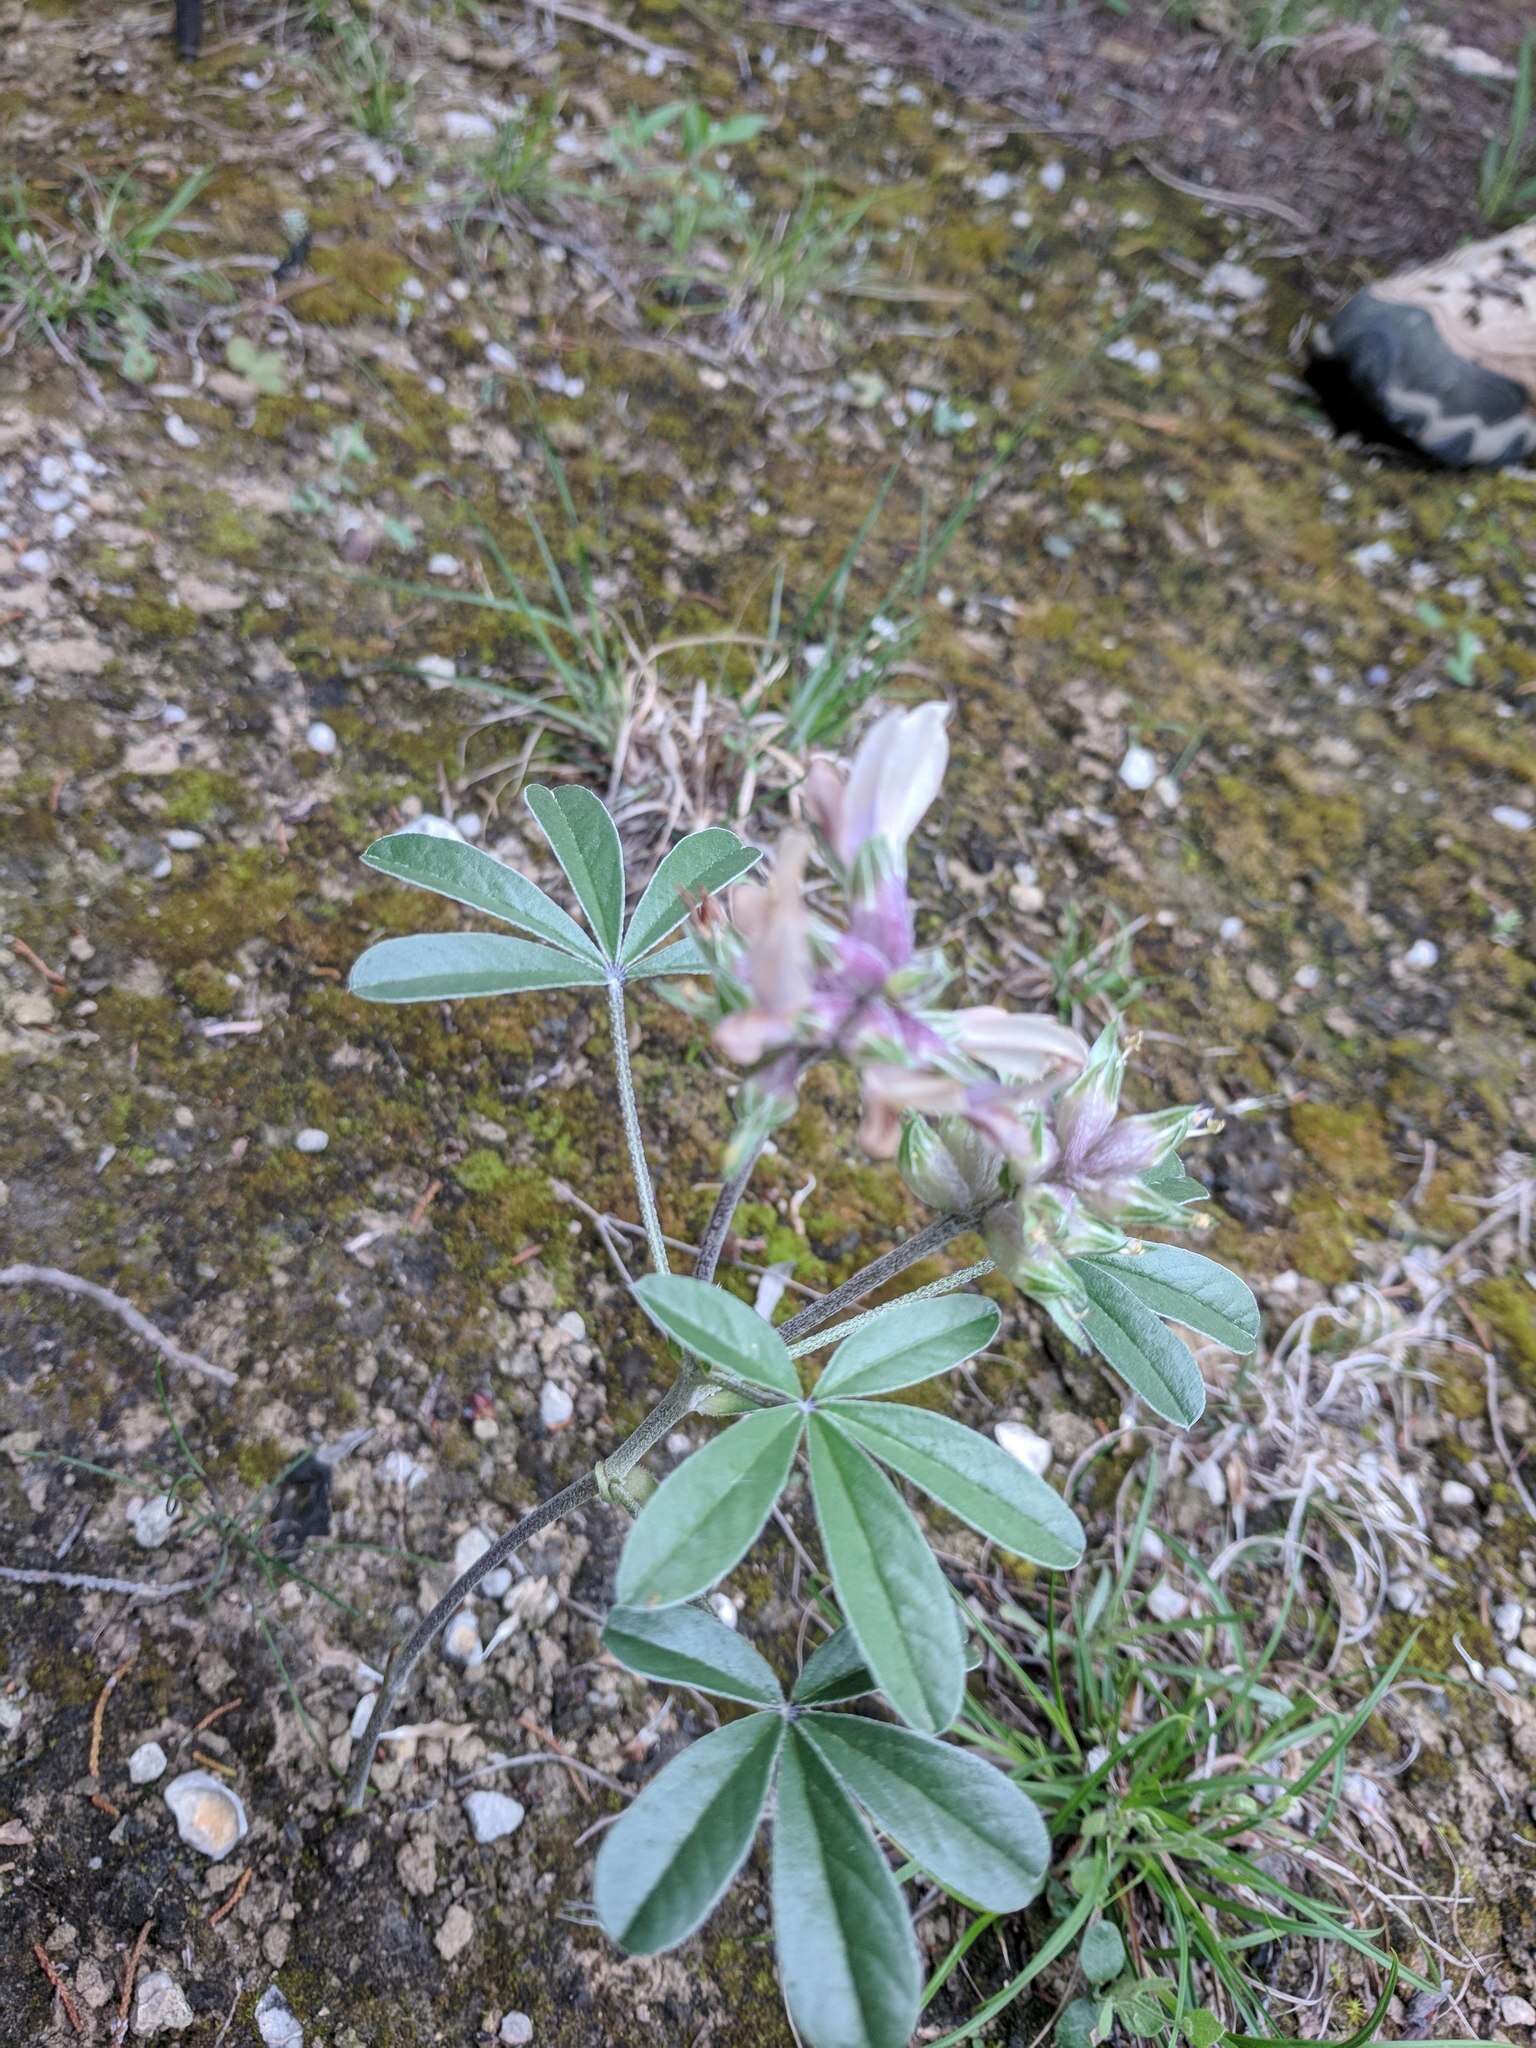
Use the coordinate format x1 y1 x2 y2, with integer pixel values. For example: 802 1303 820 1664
362 830 601 960
814 1295 1001 1399
615 1407 803 1609
625 935 711 980
603 1604 783 1707
594 1712 782 1953
1077 1246 1258 1355
791 1626 876 1707
524 784 625 959
622 827 760 965
633 1273 799 1397
1074 1261 1206 1427
348 932 606 1003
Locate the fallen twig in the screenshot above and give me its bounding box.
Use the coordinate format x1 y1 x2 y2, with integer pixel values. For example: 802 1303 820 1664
118 1919 152 2031
531 0 689 66
1134 154 1314 234
0 1565 203 1599
0 1265 236 1387
88 1658 133 1780
32 1942 83 2035
208 1866 252 1926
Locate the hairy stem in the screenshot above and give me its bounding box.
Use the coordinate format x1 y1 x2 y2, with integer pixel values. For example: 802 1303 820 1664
344 1360 705 1812
777 1205 991 1345
693 1138 766 1285
607 975 669 1276
785 1258 997 1358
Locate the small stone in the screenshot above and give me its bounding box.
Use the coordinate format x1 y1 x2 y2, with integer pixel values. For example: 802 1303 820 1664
17 547 51 574
177 575 242 615
129 1740 168 1784
499 2015 534 2045
24 634 113 677
976 170 1013 201
428 553 461 576
1492 804 1532 832
305 719 338 755
417 654 457 686
294 1128 329 1154
539 1382 574 1431
994 1421 1052 1477
133 1969 194 2035
348 1694 376 1740
1218 915 1245 943
38 453 69 486
443 1608 484 1666
75 1957 112 2009
1507 1647 1536 1681
454 810 483 841
1245 963 1281 1002
1439 1479 1475 1508
463 1789 526 1843
1146 1581 1188 1623
255 1984 305 2048
1402 939 1439 970
709 1591 739 1629
164 1771 248 1859
1038 160 1065 192
396 1831 438 1897
129 1495 181 1549
409 811 464 840
1501 1996 1536 2029
164 413 201 449
1494 1600 1523 1643
1205 259 1267 301
435 1902 475 1961
441 110 495 140
165 829 204 851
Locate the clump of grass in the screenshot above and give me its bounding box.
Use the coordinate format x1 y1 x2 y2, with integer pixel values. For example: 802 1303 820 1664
1479 30 1536 226
938 1473 1476 2048
0 168 223 379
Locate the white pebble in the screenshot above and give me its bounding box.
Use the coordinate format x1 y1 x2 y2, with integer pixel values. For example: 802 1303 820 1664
454 811 483 841
1038 160 1065 192
1439 1479 1475 1508
417 654 457 686
540 1382 574 1431
499 2015 534 2046
305 719 338 755
485 342 517 373
1118 744 1158 791
556 1310 586 1340
133 1970 195 2035
1402 939 1439 970
463 1789 526 1843
1218 916 1245 943
976 170 1013 201
349 1694 376 1740
441 110 496 140
1491 804 1532 832
1501 1996 1536 2030
17 547 51 575
708 1591 739 1629
428 553 461 577
51 512 77 542
1146 1581 1188 1623
129 1495 181 1550
994 1420 1052 1477
129 1740 168 1784
163 703 188 724
1494 1600 1524 1643
255 1985 305 2048
32 486 71 512
164 1770 249 1859
164 413 201 449
409 811 463 840
443 1608 484 1666
165 829 204 851
294 1127 329 1154
1488 1665 1519 1695
1507 1647 1536 1682
38 453 69 487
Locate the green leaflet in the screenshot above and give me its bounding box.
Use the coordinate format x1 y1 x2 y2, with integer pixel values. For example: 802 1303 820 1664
814 1294 1001 1399
773 1725 921 2048
524 783 626 959
602 1604 783 1708
624 935 711 980
621 827 760 964
614 1406 803 1608
1078 1245 1259 1355
1080 1918 1127 1986
632 1273 799 1397
360 830 601 961
1075 1260 1207 1426
347 931 607 1004
593 1711 783 1953
791 1626 876 1707
828 1402 1085 1570
806 1415 964 1735
798 1711 1050 1911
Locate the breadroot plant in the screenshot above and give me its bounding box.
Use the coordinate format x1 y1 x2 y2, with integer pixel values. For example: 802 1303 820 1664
341 704 1258 2048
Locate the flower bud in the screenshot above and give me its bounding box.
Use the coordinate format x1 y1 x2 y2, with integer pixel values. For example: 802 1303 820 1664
899 1114 973 1212
695 1386 763 1418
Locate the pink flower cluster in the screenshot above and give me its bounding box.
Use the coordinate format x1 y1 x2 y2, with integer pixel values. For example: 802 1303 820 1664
698 701 1213 1332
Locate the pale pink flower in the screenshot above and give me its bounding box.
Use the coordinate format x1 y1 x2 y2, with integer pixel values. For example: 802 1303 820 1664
946 1006 1088 1094
803 702 950 876
713 832 815 1064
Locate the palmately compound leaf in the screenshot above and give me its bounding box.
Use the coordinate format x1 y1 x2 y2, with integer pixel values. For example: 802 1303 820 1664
524 783 626 959
827 1403 1085 1571
1078 1245 1258 1356
603 1604 784 1708
772 1724 920 2048
614 1406 803 1609
813 1294 1002 1400
347 931 607 1004
797 1712 1050 1912
790 1626 876 1707
632 1273 799 1398
594 1711 783 1954
621 827 760 966
806 1414 965 1735
1074 1261 1207 1427
1079 1918 1127 1986
361 830 602 961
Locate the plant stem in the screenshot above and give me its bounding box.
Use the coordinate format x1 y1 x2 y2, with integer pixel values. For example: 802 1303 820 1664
343 1359 705 1813
776 1205 991 1345
693 1138 766 1284
785 1258 996 1358
606 974 669 1276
